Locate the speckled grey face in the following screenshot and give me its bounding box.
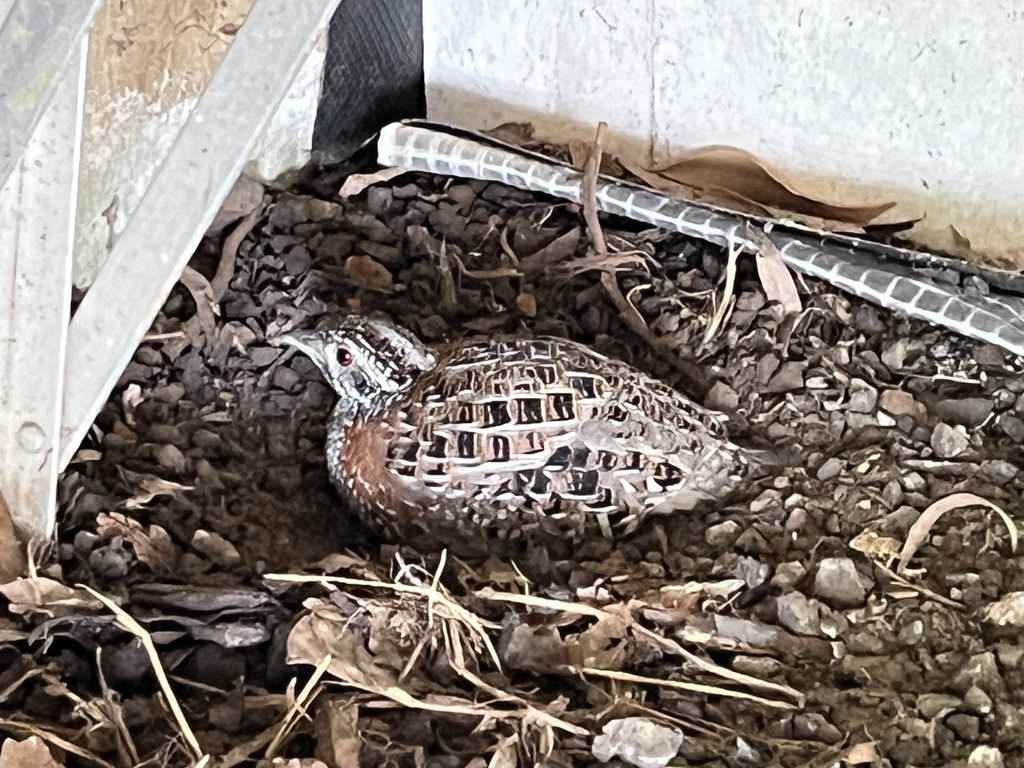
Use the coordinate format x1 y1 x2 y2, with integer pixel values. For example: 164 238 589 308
279 315 437 420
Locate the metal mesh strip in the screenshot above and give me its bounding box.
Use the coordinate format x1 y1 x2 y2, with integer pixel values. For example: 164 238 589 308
378 123 1024 357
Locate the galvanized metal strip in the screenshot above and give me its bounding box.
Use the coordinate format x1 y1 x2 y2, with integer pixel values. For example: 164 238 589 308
0 0 104 191
378 122 1024 358
58 0 344 471
0 38 87 541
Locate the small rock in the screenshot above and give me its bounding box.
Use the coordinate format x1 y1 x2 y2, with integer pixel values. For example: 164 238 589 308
982 460 1018 484
983 592 1024 627
969 746 1006 768
882 479 903 508
975 344 1005 367
705 520 742 550
272 366 301 392
344 255 393 292
765 361 806 393
879 389 917 417
793 713 842 744
447 184 476 213
154 444 187 474
191 530 242 567
999 415 1024 443
857 306 886 333
847 379 878 413
816 458 845 482
814 558 868 608
771 561 807 590
962 685 993 716
881 340 907 368
931 422 969 458
902 472 926 493
749 489 782 514
591 717 683 768
89 545 130 579
995 643 1024 669
705 381 739 412
917 692 962 718
897 618 924 645
366 186 393 216
933 398 994 428
946 713 980 742
776 592 821 636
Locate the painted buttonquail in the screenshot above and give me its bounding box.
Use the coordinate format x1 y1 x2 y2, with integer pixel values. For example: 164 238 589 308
281 314 761 550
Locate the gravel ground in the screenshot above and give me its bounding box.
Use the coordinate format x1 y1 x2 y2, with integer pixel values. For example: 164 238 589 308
2 153 1024 768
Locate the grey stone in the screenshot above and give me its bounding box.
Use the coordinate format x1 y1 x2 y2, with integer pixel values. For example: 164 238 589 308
848 379 878 413
705 520 742 549
814 558 868 608
776 592 821 636
931 422 969 458
705 381 739 412
816 458 845 481
933 398 994 428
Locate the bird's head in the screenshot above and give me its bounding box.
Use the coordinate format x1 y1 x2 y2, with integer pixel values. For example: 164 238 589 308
277 314 437 420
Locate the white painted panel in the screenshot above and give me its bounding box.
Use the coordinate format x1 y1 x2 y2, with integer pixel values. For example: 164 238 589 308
424 0 655 160
0 40 86 541
425 0 1024 264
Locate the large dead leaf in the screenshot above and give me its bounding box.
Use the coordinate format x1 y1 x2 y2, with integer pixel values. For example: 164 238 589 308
649 144 895 226
0 493 27 585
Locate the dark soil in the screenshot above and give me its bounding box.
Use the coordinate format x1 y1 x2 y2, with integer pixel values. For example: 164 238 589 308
2 155 1023 768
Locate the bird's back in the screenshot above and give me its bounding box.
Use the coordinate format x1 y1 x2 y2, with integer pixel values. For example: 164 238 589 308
334 335 753 542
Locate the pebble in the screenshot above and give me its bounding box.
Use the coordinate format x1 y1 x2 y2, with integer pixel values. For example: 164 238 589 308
962 685 993 716
880 340 907 368
705 520 742 549
982 460 1018 484
998 415 1024 442
192 530 242 567
766 361 806 393
776 592 821 636
946 713 980 741
902 472 927 493
969 746 1006 768
154 444 187 474
917 692 962 718
771 561 807 589
879 389 917 417
933 398 994 428
705 381 739 412
931 422 969 458
816 458 845 481
793 713 843 744
847 379 878 413
814 558 868 608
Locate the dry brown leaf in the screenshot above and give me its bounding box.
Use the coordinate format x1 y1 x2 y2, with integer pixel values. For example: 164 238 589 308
96 513 176 573
0 735 64 768
339 167 406 198
313 698 360 768
747 227 802 316
650 144 895 226
0 578 103 617
0 493 27 585
898 493 1018 573
515 292 537 317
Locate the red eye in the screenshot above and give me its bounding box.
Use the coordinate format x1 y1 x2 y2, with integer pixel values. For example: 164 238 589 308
336 347 354 366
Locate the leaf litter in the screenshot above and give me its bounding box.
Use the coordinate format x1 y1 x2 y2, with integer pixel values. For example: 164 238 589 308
0 123 1023 766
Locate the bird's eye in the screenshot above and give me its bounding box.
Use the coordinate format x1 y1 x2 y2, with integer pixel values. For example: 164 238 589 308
336 346 354 367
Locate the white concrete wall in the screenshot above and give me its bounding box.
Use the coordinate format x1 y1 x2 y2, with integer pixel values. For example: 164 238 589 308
424 0 1024 266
